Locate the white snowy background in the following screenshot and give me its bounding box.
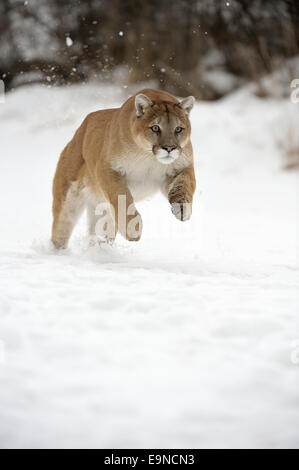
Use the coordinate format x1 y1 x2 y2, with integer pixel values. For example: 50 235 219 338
0 81 298 448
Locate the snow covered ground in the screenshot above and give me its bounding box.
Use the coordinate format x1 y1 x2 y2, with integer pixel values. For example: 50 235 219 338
0 82 298 449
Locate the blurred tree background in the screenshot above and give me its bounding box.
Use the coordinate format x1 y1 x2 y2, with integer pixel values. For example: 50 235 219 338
0 0 298 99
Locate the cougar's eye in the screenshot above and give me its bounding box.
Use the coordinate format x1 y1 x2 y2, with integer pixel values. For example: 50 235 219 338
175 126 183 133
151 125 160 133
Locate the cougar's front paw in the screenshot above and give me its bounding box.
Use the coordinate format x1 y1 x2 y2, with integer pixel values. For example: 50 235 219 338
171 201 192 221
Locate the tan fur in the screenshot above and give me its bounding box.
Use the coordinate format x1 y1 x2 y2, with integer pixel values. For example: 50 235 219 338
51 88 196 249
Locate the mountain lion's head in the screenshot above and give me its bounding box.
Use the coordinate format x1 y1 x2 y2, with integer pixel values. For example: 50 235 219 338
133 92 194 165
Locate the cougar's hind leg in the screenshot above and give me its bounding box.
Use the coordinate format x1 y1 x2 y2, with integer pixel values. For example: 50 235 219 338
52 182 85 249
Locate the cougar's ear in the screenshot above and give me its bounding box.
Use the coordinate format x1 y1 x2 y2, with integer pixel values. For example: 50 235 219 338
135 94 153 117
180 96 195 115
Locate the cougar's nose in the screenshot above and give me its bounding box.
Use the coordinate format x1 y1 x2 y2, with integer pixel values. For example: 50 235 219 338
162 145 177 153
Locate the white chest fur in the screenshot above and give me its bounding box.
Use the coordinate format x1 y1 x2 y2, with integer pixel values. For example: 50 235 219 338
112 156 166 201
112 152 190 202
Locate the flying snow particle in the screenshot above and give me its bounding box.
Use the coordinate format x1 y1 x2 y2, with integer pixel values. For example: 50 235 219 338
66 37 73 47
226 1 230 5
118 31 124 37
